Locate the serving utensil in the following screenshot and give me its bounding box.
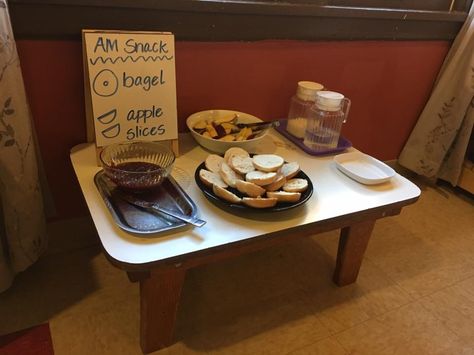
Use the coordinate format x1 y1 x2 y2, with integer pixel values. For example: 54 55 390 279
117 191 206 227
236 120 280 130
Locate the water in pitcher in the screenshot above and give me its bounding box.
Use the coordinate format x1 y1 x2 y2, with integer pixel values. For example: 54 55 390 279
303 91 350 152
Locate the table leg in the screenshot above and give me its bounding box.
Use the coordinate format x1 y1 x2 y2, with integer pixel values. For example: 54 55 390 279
333 219 376 286
139 266 186 354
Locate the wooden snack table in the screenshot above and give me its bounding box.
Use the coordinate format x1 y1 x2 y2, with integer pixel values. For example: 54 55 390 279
70 132 420 354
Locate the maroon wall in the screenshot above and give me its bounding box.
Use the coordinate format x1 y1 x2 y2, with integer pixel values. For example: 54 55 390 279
16 39 449 219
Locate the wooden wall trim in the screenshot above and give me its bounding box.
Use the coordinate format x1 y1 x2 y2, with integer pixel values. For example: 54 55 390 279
8 0 469 41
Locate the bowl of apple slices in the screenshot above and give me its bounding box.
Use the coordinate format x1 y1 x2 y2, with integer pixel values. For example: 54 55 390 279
186 109 270 154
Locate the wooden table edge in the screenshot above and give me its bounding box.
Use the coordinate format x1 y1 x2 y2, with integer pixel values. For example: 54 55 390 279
101 196 419 274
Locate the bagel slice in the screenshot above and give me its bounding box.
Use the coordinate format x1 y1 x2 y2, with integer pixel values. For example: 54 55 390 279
242 197 278 208
264 172 286 191
280 162 300 179
235 179 266 197
229 155 255 175
199 169 228 188
246 170 277 186
266 191 301 203
282 178 308 193
224 147 249 163
252 154 284 172
212 184 241 204
205 154 225 174
219 162 243 188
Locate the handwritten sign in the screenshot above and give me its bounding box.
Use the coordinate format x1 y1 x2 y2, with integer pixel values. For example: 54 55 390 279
82 30 178 148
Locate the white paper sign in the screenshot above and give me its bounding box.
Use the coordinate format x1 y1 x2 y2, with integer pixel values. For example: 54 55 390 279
83 30 178 147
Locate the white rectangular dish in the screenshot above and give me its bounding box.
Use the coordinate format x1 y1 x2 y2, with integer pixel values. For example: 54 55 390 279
334 151 396 185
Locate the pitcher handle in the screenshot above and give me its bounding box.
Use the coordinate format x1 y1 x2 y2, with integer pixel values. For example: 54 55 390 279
342 98 351 123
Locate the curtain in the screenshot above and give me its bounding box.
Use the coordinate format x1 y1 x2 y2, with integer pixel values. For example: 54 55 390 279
398 5 474 185
0 0 47 292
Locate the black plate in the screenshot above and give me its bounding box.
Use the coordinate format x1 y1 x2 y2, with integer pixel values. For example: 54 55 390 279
194 161 313 213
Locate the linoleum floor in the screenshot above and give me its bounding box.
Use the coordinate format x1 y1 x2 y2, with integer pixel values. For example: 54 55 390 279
1 177 474 354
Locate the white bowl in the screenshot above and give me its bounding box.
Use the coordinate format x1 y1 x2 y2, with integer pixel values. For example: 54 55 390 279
186 109 268 154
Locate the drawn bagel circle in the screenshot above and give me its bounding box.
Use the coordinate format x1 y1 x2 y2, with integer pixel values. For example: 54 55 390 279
93 69 119 97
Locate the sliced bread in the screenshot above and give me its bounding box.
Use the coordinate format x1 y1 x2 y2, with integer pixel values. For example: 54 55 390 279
229 155 255 175
282 178 308 192
205 154 225 173
199 169 228 188
252 154 284 172
213 184 241 204
280 162 300 179
246 170 277 186
263 172 286 191
266 191 301 203
242 197 278 208
219 162 243 188
224 147 249 163
235 180 266 197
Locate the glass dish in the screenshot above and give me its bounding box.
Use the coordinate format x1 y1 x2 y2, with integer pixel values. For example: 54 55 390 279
99 141 175 191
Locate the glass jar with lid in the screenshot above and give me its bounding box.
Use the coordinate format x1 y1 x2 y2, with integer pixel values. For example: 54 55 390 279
286 81 324 139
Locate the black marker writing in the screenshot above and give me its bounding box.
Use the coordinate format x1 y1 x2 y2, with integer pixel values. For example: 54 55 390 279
122 70 165 91
127 105 163 124
124 39 168 54
89 55 173 66
126 125 166 140
93 37 118 53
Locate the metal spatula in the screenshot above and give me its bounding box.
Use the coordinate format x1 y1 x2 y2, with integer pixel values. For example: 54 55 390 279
117 191 206 227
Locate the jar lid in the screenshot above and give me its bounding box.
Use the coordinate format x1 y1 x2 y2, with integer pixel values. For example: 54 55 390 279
296 81 324 101
315 91 344 111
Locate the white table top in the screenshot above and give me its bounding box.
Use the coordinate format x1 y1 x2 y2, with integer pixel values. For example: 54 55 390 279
70 132 420 266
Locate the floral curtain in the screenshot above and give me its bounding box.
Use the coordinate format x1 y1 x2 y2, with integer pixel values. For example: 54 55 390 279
398 5 474 185
0 0 47 292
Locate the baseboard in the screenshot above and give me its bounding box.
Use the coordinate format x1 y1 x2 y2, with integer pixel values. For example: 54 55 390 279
385 159 419 179
458 159 474 194
46 216 99 256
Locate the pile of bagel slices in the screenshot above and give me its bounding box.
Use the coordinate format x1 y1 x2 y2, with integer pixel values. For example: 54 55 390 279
199 147 309 208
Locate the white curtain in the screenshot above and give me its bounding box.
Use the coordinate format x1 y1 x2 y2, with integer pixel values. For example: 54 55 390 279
0 0 47 292
398 5 474 185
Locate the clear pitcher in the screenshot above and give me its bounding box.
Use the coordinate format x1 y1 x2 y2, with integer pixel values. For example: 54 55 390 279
286 81 324 139
303 91 351 152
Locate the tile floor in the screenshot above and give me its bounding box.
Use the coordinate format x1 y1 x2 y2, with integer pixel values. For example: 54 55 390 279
1 176 473 355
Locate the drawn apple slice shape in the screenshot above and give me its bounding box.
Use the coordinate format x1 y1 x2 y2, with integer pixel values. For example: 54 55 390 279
101 123 120 138
97 109 117 125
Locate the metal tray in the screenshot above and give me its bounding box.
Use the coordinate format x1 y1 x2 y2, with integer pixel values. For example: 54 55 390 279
94 170 200 235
